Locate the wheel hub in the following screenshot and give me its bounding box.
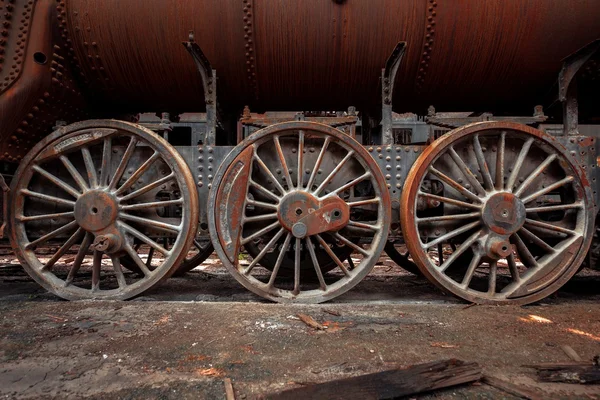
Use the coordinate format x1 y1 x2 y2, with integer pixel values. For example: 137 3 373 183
277 191 349 238
481 192 525 235
74 190 119 232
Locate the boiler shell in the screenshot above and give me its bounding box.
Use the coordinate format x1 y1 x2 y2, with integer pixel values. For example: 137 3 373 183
65 0 600 112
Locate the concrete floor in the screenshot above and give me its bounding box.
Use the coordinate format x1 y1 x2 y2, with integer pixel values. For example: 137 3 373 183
1 255 599 399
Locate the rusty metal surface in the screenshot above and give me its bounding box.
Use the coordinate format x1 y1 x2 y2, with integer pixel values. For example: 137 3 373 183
208 121 391 303
239 109 359 141
62 0 600 113
0 0 87 163
400 121 595 305
0 1 597 160
8 120 199 300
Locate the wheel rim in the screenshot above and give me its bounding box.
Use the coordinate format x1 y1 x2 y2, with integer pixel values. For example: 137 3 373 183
384 242 421 275
400 122 593 304
173 237 214 275
9 120 198 300
209 121 391 303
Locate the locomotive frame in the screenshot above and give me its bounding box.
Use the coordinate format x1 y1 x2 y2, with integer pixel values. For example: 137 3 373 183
2 30 599 305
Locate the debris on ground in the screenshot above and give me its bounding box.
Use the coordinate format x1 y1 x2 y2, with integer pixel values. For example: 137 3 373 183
223 377 235 400
259 359 481 400
297 313 327 330
430 342 459 349
481 375 544 400
525 358 600 384
561 344 582 361
322 309 341 317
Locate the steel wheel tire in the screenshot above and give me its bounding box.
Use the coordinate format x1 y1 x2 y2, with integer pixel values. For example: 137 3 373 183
209 121 391 303
400 122 594 305
9 120 198 300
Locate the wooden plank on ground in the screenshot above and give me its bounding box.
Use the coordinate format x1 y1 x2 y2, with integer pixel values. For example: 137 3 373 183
532 364 600 384
260 359 481 400
481 375 543 400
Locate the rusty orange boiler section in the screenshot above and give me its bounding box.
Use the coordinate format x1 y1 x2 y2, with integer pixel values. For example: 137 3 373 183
1 0 600 162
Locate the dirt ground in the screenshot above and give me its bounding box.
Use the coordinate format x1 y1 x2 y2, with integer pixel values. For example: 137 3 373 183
1 253 599 399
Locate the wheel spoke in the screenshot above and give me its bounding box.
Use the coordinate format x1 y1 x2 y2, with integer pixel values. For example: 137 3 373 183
526 203 583 213
26 220 79 249
60 155 89 192
124 243 151 277
253 148 286 195
418 192 481 210
21 189 76 208
297 130 304 189
520 176 575 204
506 137 533 190
417 212 480 225
347 220 380 232
306 237 327 290
246 198 278 211
315 234 350 276
92 250 102 291
306 137 331 190
120 213 181 234
524 218 577 236
347 198 380 208
330 172 371 196
495 132 505 190
243 227 285 275
347 256 356 270
487 261 497 295
273 136 293 189
507 253 521 283
437 243 444 264
293 238 301 294
243 213 278 224
65 233 92 286
438 229 481 272
519 226 556 254
18 211 75 222
120 173 176 202
267 233 293 288
81 147 98 188
145 247 155 268
429 166 482 203
120 221 170 254
511 233 538 268
514 154 557 197
460 251 482 288
32 165 80 198
249 179 281 202
241 220 281 246
333 232 369 256
120 198 183 211
43 228 84 271
473 135 494 191
116 151 160 195
109 137 138 190
314 150 355 196
100 137 112 187
448 146 485 196
110 254 127 289
423 220 480 250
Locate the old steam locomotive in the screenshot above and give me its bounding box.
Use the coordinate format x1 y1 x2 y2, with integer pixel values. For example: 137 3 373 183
1 0 599 304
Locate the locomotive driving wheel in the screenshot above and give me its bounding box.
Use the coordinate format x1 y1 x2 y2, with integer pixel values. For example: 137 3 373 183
9 120 198 300
400 122 594 305
209 122 390 303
